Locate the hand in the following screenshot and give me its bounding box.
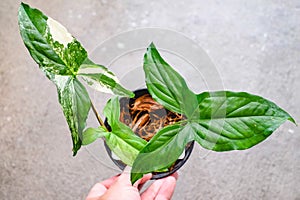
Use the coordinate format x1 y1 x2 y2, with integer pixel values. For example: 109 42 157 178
86 168 178 200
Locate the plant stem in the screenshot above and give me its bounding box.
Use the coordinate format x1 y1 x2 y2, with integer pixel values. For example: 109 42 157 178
90 101 108 143
90 101 105 128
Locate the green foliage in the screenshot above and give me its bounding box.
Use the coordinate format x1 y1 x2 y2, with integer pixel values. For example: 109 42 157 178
19 3 296 185
18 2 133 155
82 127 108 145
82 97 146 166
130 43 296 184
103 97 147 166
131 123 194 182
192 91 295 151
144 43 198 118
78 60 134 97
55 77 91 154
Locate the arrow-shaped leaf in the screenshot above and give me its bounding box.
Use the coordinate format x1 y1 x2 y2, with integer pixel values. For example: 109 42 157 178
192 91 296 151
143 43 198 118
18 3 134 155
131 43 296 184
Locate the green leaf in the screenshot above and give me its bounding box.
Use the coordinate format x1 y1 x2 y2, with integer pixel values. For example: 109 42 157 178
192 91 296 151
18 3 135 156
18 2 134 98
131 123 194 184
55 76 91 155
103 97 147 166
130 90 295 183
78 62 134 97
18 2 87 78
82 126 108 145
143 43 198 118
103 97 121 128
18 3 91 155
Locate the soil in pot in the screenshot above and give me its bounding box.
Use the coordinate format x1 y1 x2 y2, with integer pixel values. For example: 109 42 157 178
104 89 194 179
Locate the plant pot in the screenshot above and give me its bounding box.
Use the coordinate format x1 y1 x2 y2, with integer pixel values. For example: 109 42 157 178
104 89 194 180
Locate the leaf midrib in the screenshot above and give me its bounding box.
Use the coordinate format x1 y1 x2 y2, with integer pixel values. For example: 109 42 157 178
195 115 288 121
148 52 179 106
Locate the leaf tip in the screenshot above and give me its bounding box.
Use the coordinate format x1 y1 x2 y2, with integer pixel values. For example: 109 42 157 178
19 2 30 13
288 116 297 126
20 2 27 7
130 172 143 185
144 42 158 65
149 42 156 47
72 149 78 156
147 42 157 53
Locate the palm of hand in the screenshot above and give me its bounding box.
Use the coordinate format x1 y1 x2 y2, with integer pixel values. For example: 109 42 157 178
86 169 177 200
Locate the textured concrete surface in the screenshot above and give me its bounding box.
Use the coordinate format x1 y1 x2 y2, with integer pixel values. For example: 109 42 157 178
1 0 299 199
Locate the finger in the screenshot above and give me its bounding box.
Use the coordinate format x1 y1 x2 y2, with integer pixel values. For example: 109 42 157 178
134 173 152 188
155 176 177 200
116 166 132 186
85 175 120 200
85 183 107 200
140 178 166 200
100 174 120 189
141 173 178 200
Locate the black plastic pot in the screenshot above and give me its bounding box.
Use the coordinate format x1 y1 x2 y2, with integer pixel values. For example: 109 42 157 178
104 89 194 180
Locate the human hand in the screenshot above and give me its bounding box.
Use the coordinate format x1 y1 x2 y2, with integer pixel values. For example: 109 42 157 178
86 168 178 200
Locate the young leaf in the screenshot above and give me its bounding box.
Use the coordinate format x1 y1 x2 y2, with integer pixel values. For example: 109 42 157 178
55 76 91 155
192 91 296 151
143 43 198 118
103 97 147 166
82 126 108 145
103 97 122 128
131 123 194 184
78 60 134 97
18 2 87 77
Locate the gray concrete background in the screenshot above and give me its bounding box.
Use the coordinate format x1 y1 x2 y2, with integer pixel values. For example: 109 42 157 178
1 0 299 199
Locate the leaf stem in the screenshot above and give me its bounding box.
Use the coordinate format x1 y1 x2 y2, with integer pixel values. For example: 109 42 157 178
90 101 106 129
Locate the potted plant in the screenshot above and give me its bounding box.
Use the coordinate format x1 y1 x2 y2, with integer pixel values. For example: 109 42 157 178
103 88 195 180
18 2 296 185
